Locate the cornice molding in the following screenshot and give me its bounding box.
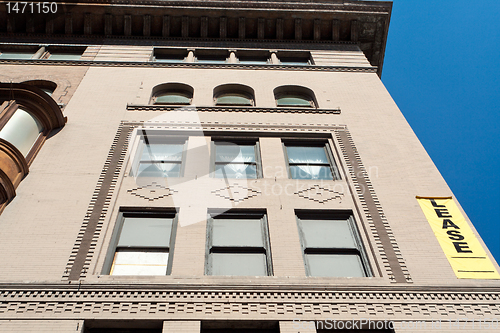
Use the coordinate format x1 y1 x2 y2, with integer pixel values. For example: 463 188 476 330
0 0 391 76
1 283 499 294
126 105 342 114
0 59 378 74
0 283 499 320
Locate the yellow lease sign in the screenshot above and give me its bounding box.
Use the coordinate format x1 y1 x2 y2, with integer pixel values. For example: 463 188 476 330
417 196 500 279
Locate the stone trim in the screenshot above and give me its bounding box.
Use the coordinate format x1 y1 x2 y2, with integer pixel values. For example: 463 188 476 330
126 105 341 115
335 130 411 283
0 59 377 73
64 122 409 283
64 123 134 281
0 286 498 320
131 121 345 133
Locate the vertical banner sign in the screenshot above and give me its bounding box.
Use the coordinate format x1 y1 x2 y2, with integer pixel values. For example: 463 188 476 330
417 196 499 279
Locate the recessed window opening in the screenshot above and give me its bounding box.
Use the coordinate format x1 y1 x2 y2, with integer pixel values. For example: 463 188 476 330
213 84 255 106
284 142 339 180
274 85 317 108
202 321 280 333
236 50 271 65
0 51 35 59
130 132 186 178
296 210 371 278
107 210 178 276
206 211 272 276
153 48 189 63
277 51 313 65
195 49 230 63
212 141 260 179
42 46 85 60
151 83 193 105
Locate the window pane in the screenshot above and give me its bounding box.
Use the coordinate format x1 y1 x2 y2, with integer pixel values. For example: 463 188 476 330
47 53 81 60
137 162 181 178
111 250 168 275
306 254 365 277
280 60 310 66
154 55 186 62
141 143 184 162
216 95 252 106
117 217 172 247
289 165 333 180
277 96 311 107
239 60 269 65
0 52 33 59
300 219 356 248
211 253 267 276
214 163 257 179
40 88 53 96
212 219 264 247
155 93 190 104
286 146 329 164
215 144 255 163
0 108 43 156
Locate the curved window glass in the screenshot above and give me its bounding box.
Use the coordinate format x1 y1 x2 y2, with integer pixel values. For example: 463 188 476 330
276 95 313 107
154 92 191 105
216 94 253 106
0 108 44 157
40 88 54 96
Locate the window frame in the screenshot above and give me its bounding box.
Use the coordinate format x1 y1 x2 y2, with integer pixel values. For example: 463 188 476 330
214 92 254 106
104 209 179 276
129 130 188 178
0 101 47 162
205 211 273 276
211 139 262 179
235 50 272 65
152 48 189 63
276 51 313 66
282 141 340 180
152 89 192 105
295 210 372 278
275 92 315 108
0 45 85 60
194 49 230 64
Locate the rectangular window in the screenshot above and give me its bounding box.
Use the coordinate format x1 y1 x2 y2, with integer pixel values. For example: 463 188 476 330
277 51 312 65
296 211 371 277
108 210 177 276
284 142 339 180
195 49 229 63
43 46 86 60
213 141 260 179
236 50 271 65
131 133 186 178
0 51 34 59
153 48 188 62
206 212 272 276
202 321 280 333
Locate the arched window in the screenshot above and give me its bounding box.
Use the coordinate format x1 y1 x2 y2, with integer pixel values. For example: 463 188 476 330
213 84 255 106
151 83 193 105
274 85 317 108
0 108 44 157
0 83 65 205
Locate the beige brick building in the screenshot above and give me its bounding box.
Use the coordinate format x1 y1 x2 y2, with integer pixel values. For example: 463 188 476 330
0 0 499 332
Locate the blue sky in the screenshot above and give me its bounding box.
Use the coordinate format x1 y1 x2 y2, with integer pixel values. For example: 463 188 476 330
381 0 500 261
